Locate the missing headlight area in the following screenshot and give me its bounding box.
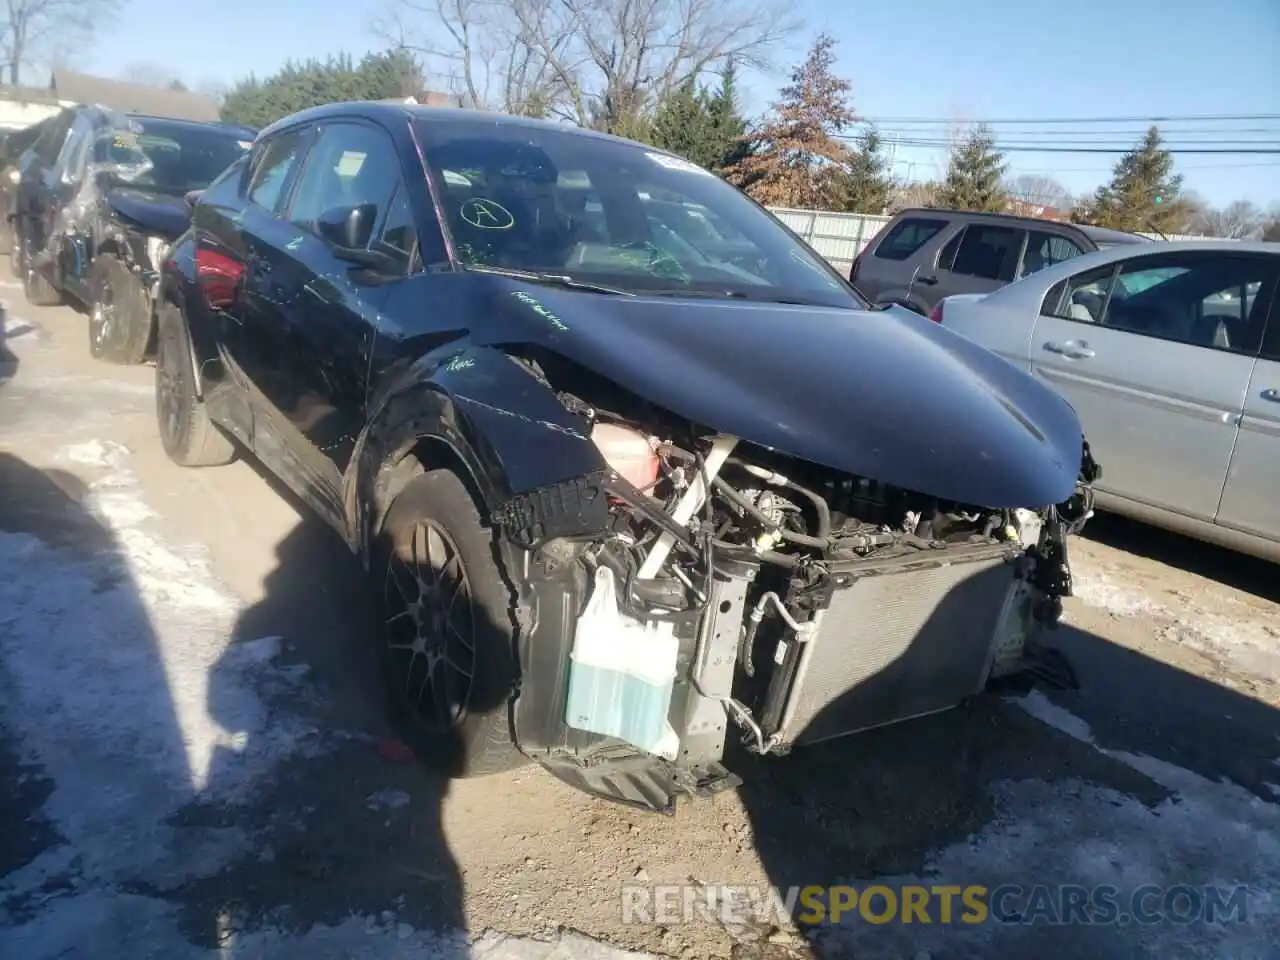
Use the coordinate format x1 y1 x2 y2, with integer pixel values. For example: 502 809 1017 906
498 356 1098 810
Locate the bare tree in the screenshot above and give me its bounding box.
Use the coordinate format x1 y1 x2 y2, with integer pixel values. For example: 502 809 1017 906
888 180 940 213
371 0 799 130
371 0 571 116
1192 199 1265 239
1263 202 1280 242
1 0 122 85
119 61 183 88
1006 173 1071 211
194 79 230 106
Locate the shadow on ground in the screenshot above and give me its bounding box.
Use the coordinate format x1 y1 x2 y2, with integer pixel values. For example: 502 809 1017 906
0 450 190 954
730 571 1280 958
149 455 508 954
1082 510 1278 603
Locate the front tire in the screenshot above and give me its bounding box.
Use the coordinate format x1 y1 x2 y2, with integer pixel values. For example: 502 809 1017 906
154 302 235 467
89 254 151 364
371 469 524 778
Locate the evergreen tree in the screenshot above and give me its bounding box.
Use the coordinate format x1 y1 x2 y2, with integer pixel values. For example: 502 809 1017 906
724 33 857 209
935 124 1007 212
1076 126 1186 233
839 126 894 214
220 50 425 129
649 81 718 166
645 61 754 174
708 59 752 172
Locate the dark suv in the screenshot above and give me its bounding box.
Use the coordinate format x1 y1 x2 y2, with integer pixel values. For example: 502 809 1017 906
10 105 253 362
849 208 1146 315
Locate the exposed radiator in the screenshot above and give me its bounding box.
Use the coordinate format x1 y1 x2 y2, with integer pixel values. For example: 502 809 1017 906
778 547 1019 747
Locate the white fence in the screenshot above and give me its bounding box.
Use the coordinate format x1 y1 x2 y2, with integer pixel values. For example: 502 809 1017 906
765 206 1216 277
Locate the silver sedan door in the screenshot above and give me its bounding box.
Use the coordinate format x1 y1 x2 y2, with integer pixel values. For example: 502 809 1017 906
1030 250 1272 521
1215 276 1280 540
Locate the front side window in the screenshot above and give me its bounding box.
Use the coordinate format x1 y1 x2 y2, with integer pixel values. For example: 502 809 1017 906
1051 253 1278 355
54 114 95 183
1042 264 1117 322
414 118 865 307
948 225 1023 282
35 111 75 164
377 184 421 272
287 122 401 231
874 217 948 261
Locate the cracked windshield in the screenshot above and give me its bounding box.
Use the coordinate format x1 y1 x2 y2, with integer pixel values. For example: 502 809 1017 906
416 121 860 307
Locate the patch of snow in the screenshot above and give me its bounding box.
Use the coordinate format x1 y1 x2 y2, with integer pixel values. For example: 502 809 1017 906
0 440 319 914
1 898 660 959
812 693 1280 958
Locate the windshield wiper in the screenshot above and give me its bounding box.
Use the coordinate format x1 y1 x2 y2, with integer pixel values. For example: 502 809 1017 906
463 264 634 296
647 289 819 306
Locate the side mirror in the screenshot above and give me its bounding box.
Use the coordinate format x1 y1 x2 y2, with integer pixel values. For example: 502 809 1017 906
183 190 202 209
315 203 398 274
316 203 376 251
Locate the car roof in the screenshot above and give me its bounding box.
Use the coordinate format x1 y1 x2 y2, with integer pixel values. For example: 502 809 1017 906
254 101 668 152
71 105 255 139
888 206 1148 244
982 239 1280 303
125 113 257 138
1073 223 1149 245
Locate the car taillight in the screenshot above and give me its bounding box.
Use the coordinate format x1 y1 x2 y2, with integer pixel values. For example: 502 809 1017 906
929 303 944 324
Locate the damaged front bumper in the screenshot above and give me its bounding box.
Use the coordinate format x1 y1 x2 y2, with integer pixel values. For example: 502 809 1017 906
500 437 1100 814
506 503 1086 816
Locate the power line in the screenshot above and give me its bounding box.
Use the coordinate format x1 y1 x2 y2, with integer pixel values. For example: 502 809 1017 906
856 113 1280 125
864 139 1280 154
872 128 1280 141
1004 160 1280 172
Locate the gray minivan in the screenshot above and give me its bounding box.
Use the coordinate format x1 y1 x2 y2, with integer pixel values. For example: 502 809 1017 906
850 208 1146 315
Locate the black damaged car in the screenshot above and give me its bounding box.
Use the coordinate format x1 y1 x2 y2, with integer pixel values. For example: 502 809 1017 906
9 105 253 363
157 102 1100 812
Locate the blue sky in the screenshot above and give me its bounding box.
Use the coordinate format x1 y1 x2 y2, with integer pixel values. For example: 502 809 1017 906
85 0 1279 208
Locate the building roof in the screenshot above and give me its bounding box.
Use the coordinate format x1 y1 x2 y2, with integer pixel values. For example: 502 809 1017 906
49 70 221 122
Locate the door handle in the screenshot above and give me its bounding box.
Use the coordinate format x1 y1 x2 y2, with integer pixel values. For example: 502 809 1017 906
1262 388 1280 403
1043 340 1095 359
916 274 938 285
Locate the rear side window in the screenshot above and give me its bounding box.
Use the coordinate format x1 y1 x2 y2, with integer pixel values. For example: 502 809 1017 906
247 129 309 213
873 217 948 261
1020 231 1085 278
949 225 1024 282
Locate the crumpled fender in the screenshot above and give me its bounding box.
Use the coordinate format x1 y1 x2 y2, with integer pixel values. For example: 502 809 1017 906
344 344 609 561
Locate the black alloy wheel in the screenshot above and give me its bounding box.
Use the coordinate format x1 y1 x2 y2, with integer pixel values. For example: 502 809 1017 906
153 303 235 468
383 518 478 734
88 262 116 360
372 469 524 778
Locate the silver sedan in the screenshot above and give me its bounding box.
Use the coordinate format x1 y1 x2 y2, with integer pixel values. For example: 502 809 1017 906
931 240 1280 563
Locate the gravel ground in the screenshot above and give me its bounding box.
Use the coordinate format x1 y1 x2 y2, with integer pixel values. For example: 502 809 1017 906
1 282 1278 959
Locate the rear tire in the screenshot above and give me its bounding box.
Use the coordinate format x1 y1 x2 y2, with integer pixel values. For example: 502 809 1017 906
371 468 524 778
20 236 61 307
89 254 151 365
154 302 235 468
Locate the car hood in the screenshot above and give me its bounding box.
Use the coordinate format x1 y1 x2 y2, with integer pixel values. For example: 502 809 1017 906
105 188 190 240
477 278 1087 508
